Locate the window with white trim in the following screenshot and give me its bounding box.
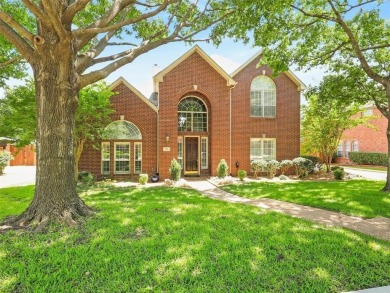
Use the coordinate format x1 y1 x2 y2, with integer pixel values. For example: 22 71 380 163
114 143 130 174
201 137 208 169
178 97 208 132
251 76 276 118
177 136 183 167
352 140 359 152
101 142 110 174
250 138 276 161
337 142 343 157
345 141 351 158
134 142 142 174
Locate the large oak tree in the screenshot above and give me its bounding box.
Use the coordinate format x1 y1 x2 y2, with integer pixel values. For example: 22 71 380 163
0 0 235 230
225 0 390 191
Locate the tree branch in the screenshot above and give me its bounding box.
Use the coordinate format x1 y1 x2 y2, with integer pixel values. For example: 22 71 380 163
41 0 67 39
63 0 92 23
0 20 34 62
0 10 34 42
327 0 387 85
107 41 137 46
21 0 52 28
0 55 23 68
290 4 335 22
360 44 390 52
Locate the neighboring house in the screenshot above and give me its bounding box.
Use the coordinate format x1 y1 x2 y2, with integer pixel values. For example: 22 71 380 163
336 105 387 164
79 46 306 180
0 138 36 166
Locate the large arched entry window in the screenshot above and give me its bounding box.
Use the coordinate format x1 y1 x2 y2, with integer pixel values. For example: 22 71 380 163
178 97 208 132
101 121 142 175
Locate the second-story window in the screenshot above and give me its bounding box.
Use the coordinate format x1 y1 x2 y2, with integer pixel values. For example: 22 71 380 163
251 76 276 118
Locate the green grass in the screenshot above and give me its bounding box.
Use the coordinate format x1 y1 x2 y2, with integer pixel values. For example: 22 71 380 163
222 180 390 218
1 185 390 292
0 185 35 220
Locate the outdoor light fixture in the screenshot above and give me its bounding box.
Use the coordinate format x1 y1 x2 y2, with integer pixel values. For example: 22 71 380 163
165 135 170 143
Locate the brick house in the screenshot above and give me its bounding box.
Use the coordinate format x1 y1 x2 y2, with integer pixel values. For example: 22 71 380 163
336 105 387 164
79 46 306 180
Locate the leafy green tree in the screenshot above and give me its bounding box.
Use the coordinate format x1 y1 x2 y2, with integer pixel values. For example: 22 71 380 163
301 75 368 173
223 0 390 190
0 1 235 229
0 81 114 181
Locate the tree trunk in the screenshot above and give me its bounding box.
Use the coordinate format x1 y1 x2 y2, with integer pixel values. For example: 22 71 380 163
2 24 92 230
74 138 86 182
382 83 390 192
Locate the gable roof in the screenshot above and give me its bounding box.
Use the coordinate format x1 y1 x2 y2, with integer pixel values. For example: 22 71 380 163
231 51 307 91
153 45 237 92
109 77 158 112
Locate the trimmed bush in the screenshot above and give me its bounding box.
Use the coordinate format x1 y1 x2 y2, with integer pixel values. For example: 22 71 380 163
333 168 345 180
169 158 182 181
302 155 321 164
349 152 387 166
237 169 247 181
292 157 314 177
279 160 293 175
78 171 94 185
266 160 280 179
279 174 289 180
0 150 14 174
251 159 267 178
217 159 229 178
139 173 148 185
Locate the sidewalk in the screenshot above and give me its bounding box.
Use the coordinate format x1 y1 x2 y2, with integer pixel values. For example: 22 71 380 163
186 180 390 242
0 166 36 188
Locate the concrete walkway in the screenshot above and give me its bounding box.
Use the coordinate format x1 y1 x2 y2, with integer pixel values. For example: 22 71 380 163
0 166 36 188
343 167 386 181
186 180 390 242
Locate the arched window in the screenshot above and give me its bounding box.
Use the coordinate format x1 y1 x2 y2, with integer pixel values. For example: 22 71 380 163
178 97 208 132
251 76 276 117
352 140 359 152
102 121 142 140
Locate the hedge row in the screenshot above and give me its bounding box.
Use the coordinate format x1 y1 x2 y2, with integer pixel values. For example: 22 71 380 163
348 152 387 166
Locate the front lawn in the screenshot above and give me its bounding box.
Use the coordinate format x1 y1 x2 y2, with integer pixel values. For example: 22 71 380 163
222 180 390 218
0 185 389 292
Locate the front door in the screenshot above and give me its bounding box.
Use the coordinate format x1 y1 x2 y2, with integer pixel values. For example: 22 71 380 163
185 137 199 175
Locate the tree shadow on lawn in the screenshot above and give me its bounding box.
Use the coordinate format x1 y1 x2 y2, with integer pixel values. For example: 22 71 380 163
0 186 389 292
223 180 390 218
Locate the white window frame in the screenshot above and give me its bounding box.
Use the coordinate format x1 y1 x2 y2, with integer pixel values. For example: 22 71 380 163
101 142 110 175
345 141 351 158
134 142 142 174
250 138 276 161
337 141 343 157
178 136 183 167
352 140 359 152
201 137 208 169
114 142 130 174
250 76 276 118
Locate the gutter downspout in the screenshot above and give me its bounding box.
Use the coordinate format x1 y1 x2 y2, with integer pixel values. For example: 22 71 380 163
229 84 236 175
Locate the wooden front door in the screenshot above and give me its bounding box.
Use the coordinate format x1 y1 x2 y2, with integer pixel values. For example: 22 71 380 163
185 137 199 174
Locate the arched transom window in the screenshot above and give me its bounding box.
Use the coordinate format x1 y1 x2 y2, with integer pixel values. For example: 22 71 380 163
251 76 276 117
178 97 208 132
102 121 142 139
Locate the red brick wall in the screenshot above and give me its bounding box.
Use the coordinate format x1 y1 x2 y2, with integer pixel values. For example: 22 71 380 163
157 51 231 179
339 107 387 162
231 59 301 175
79 82 158 180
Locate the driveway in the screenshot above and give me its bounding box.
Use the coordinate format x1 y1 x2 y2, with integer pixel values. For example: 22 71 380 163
0 166 36 188
344 167 386 181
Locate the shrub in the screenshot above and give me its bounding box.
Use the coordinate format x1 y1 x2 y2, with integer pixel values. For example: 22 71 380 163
302 155 322 164
331 165 341 171
279 174 288 180
333 168 345 180
217 159 229 178
169 158 182 181
279 160 293 175
292 157 314 177
251 159 267 178
139 173 148 185
349 152 387 166
237 169 247 181
0 150 14 174
266 160 280 179
78 171 94 185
